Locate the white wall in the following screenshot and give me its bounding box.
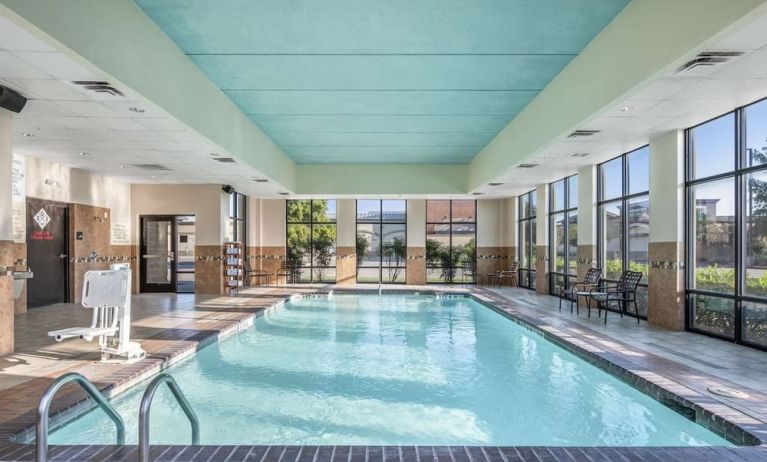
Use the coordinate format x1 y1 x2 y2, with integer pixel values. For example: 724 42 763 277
577 165 597 246
336 199 355 247
406 199 425 247
131 184 224 246
259 199 286 247
649 130 685 243
477 199 501 247
0 110 11 241
500 197 517 248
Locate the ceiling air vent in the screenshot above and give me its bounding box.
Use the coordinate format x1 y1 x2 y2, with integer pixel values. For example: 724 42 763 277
568 130 600 138
70 80 124 97
252 178 269 183
212 157 236 163
517 163 538 169
278 192 290 196
132 164 171 171
471 192 484 196
570 152 591 158
677 51 744 74
488 182 504 186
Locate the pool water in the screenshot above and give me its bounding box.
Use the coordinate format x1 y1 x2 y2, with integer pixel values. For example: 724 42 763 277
49 294 730 446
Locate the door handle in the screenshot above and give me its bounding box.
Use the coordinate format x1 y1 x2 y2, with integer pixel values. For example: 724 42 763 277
56 253 68 260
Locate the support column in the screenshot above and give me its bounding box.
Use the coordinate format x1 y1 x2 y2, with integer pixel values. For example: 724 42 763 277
535 184 549 295
477 199 502 283
648 130 685 330
0 109 14 355
577 165 598 280
500 197 517 271
406 199 426 285
335 199 356 284
259 199 286 283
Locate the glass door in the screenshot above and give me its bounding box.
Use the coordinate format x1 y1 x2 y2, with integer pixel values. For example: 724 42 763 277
140 216 177 293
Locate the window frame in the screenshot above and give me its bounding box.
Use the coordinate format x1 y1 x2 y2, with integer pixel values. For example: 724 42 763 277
597 145 650 320
285 199 337 283
549 175 578 296
355 200 407 284
228 192 247 245
684 97 767 351
425 200 477 284
518 190 537 290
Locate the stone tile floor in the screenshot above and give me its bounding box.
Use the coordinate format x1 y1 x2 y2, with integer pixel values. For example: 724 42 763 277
1 284 767 461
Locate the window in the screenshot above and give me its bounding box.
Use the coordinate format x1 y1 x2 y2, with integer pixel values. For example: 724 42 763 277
518 190 537 289
356 200 407 284
549 175 578 296
597 146 650 318
685 98 767 349
286 200 337 283
426 200 476 283
226 192 247 244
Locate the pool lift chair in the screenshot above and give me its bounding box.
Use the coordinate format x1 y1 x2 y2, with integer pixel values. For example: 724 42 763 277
47 264 146 363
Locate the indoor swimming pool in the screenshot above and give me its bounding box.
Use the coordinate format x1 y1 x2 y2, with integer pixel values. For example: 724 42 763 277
47 294 730 446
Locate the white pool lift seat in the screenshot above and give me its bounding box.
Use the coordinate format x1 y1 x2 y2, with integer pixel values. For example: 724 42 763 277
48 265 146 363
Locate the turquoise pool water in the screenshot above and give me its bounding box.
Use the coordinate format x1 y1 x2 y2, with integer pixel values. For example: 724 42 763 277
49 294 730 446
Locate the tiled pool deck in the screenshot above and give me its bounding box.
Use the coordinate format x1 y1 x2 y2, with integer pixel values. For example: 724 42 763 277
0 285 766 461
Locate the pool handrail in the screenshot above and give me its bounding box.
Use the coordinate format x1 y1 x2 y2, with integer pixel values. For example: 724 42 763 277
36 372 125 462
139 373 200 462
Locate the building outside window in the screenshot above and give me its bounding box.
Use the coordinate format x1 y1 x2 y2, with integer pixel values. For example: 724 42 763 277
518 190 537 289
426 200 476 283
549 175 578 296
686 98 767 349
226 192 247 244
356 200 407 284
597 146 650 318
286 200 337 283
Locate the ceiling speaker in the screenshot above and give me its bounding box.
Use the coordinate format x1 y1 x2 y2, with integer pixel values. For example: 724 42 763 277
0 85 27 113
222 185 235 194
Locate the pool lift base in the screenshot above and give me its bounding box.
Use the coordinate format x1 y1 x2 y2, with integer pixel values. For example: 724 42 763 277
47 264 145 363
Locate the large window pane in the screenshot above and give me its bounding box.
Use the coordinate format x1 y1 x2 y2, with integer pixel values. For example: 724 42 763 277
745 99 767 169
551 180 565 212
743 301 767 347
691 178 735 293
312 224 336 269
601 202 623 280
381 200 406 222
519 221 529 270
530 194 538 218
568 211 578 275
552 213 566 272
312 199 336 222
357 200 380 222
691 294 735 339
287 224 310 265
356 223 381 267
628 196 650 281
745 170 767 296
427 200 450 223
568 176 579 209
689 113 735 180
628 146 650 194
520 194 530 219
451 200 476 222
382 223 407 281
287 199 311 222
600 157 623 201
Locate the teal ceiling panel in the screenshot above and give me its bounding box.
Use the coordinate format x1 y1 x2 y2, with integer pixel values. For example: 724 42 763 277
267 132 500 148
192 55 571 91
223 90 538 116
135 0 629 164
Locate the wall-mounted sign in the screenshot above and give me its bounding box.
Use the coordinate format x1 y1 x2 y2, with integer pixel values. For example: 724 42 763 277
76 231 84 241
11 155 25 202
112 223 129 245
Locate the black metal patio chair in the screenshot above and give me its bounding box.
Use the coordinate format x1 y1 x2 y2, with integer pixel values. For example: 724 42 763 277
558 267 602 314
585 270 643 324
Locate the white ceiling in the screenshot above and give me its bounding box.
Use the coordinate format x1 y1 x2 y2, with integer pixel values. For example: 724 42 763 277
0 14 283 197
480 13 767 197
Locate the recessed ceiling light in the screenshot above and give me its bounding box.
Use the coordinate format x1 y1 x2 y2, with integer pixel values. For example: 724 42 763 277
78 151 90 158
128 106 145 113
488 182 504 186
278 192 290 196
23 132 34 138
570 152 591 158
120 165 129 169
210 152 221 157
619 105 634 113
